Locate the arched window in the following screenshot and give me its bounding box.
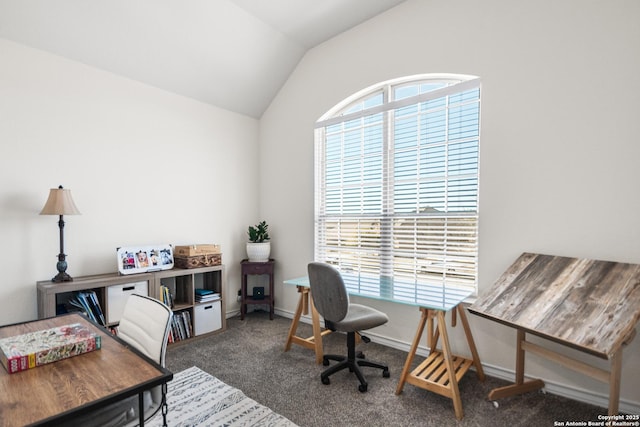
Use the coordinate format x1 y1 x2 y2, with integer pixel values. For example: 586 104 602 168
314 74 481 304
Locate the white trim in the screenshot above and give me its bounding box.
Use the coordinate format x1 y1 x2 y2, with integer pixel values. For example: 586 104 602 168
316 77 481 128
316 73 480 124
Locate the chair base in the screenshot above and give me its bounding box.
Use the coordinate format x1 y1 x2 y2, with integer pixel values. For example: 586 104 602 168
320 331 390 392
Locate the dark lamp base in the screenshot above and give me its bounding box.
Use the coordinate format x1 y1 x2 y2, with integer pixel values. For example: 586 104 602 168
52 271 73 283
52 258 73 282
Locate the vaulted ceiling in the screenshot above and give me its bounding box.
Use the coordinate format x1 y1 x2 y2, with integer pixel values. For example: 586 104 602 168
0 0 406 118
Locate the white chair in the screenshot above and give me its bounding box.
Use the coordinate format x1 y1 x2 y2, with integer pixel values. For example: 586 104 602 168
69 294 173 427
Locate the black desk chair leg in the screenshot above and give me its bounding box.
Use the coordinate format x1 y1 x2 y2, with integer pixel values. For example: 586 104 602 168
320 331 390 393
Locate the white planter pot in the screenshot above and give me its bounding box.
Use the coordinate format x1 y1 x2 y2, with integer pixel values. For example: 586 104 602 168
246 242 271 262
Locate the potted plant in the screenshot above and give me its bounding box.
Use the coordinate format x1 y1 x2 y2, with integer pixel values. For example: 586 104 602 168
246 220 271 262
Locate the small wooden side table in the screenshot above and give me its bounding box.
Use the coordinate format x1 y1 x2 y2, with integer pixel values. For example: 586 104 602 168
241 259 275 320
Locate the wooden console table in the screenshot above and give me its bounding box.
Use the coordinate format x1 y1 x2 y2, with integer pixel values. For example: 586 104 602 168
469 252 640 415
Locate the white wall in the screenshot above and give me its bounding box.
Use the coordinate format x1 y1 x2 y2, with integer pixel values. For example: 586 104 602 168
260 0 640 411
0 38 259 325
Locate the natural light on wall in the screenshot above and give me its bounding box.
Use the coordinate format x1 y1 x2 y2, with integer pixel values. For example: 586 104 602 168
314 74 481 306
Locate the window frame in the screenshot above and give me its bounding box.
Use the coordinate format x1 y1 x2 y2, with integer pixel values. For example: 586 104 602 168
314 74 481 304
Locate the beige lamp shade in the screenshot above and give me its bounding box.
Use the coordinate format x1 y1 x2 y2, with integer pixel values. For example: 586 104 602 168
40 186 81 216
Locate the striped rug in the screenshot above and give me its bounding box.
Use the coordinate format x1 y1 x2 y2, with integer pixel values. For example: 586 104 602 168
147 366 298 427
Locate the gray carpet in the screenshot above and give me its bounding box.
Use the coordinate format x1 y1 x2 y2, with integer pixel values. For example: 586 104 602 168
165 311 607 427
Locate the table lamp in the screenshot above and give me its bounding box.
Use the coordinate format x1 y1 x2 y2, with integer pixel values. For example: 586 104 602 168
40 185 81 282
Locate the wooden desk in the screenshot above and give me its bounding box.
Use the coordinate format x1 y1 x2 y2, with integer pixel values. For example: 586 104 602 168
469 252 640 415
283 276 484 420
0 313 172 426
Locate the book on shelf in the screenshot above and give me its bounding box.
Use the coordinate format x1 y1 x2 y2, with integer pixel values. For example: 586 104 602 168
174 316 184 340
195 291 220 303
68 291 106 326
0 323 102 374
196 296 220 303
168 311 193 343
159 285 174 308
181 311 192 339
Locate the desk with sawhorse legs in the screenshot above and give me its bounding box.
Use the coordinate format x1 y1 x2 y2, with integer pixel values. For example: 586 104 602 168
284 275 485 420
469 252 640 415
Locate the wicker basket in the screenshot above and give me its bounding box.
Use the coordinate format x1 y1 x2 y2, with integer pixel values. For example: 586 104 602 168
174 244 221 257
174 253 222 269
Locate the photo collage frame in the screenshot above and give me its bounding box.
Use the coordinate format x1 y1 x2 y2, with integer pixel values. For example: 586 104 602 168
117 244 174 275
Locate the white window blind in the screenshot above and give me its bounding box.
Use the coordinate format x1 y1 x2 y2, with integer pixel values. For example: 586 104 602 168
314 76 481 302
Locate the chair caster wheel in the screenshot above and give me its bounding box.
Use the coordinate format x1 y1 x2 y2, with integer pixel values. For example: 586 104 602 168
322 358 330 366
383 369 390 378
321 376 330 385
356 351 365 359
358 383 368 393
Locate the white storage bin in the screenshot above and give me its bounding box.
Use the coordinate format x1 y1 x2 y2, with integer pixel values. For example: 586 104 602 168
194 300 221 336
107 281 148 324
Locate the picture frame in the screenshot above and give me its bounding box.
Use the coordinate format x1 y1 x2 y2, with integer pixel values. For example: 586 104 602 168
117 244 174 275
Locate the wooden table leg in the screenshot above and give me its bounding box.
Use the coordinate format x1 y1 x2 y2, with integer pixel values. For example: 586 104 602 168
427 309 437 350
457 305 485 381
488 329 544 401
437 310 464 420
240 271 247 320
284 287 306 352
309 296 324 364
609 348 622 415
269 271 275 320
515 329 525 385
284 286 330 364
396 307 429 395
608 329 635 415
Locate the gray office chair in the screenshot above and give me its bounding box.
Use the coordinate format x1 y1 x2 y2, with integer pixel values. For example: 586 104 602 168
308 262 390 392
69 294 173 427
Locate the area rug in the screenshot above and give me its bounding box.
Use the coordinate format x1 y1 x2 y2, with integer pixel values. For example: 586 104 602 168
147 366 298 427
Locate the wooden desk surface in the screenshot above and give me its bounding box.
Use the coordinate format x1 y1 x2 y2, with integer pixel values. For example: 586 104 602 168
469 253 640 359
0 313 172 426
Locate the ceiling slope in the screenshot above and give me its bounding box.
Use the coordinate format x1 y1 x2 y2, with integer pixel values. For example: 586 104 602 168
0 0 406 118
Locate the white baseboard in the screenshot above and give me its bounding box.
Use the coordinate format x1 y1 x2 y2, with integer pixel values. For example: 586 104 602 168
271 308 640 415
226 308 241 318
